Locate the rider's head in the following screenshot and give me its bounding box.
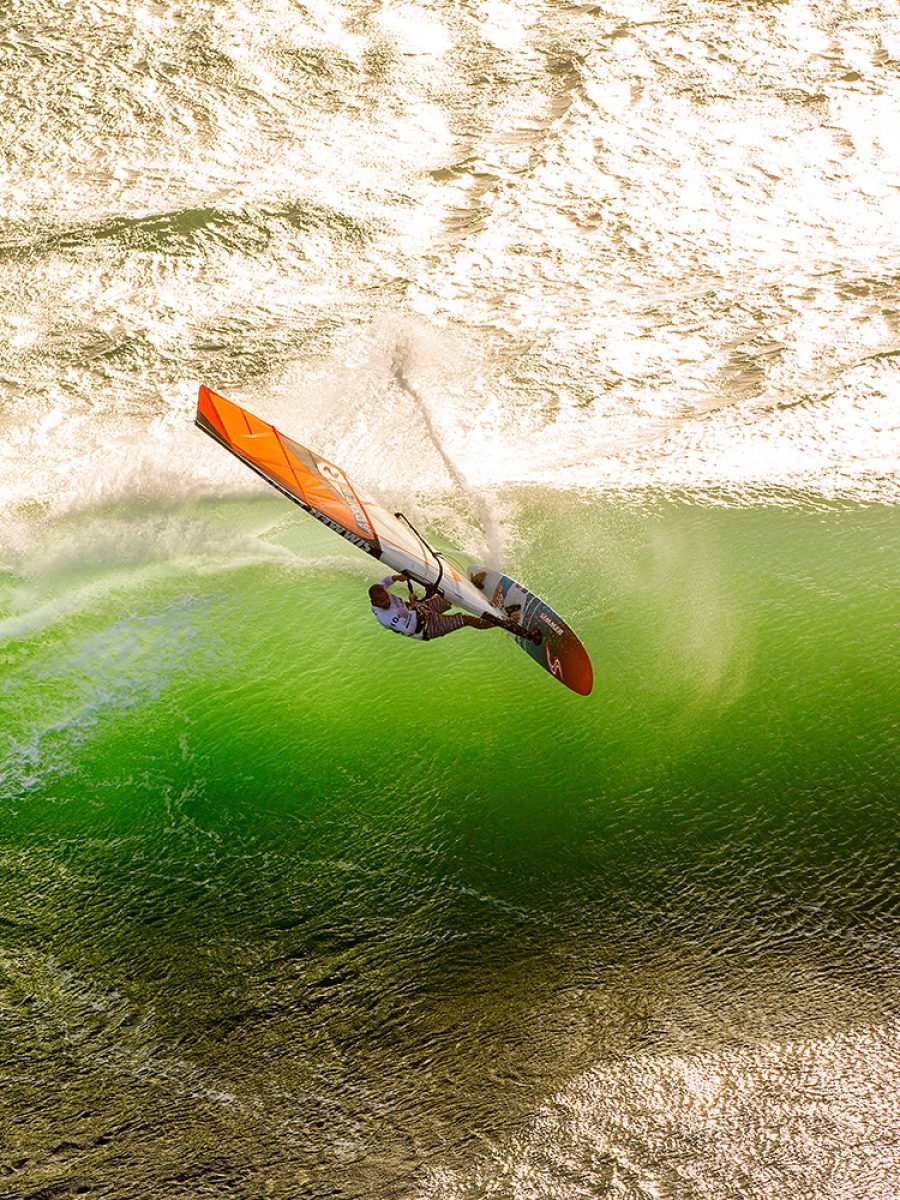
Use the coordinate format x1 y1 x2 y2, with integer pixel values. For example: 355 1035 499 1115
369 584 390 609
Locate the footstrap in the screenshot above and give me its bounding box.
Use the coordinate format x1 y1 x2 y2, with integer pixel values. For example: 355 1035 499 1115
481 613 542 644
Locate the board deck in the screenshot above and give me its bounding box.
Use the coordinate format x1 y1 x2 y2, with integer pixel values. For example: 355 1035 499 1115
470 567 593 696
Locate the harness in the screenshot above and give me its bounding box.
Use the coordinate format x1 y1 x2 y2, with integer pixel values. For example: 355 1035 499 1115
407 601 431 640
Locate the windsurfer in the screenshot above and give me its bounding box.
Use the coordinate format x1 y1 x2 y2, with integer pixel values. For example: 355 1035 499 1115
369 574 505 641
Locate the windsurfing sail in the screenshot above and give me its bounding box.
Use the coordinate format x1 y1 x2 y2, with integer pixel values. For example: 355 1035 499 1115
196 385 593 695
195 386 493 613
196 385 382 556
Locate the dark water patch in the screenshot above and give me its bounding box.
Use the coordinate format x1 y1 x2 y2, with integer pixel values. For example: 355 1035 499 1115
278 44 357 88
0 208 270 261
181 26 239 83
1 758 896 1195
265 199 374 246
291 195 379 251
0 199 371 263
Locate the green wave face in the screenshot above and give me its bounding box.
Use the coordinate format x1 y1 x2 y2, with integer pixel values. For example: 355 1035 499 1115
5 499 895 819
1 496 897 1191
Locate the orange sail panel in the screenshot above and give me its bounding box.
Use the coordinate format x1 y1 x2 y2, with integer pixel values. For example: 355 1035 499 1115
196 386 380 554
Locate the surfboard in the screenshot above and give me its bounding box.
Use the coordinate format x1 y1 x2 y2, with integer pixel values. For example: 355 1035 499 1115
196 385 593 695
468 566 594 696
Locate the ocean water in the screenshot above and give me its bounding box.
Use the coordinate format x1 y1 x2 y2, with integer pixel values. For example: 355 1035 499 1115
1 2 899 1197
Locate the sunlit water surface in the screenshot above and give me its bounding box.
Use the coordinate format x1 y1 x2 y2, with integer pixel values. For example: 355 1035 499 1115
1 2 898 1197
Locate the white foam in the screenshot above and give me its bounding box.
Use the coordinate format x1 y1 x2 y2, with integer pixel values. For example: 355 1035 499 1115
1 0 898 544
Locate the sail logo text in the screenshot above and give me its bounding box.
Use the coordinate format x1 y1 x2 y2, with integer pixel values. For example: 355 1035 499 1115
318 460 375 538
311 510 372 551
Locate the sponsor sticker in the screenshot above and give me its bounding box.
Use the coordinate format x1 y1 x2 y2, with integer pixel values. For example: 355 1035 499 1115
539 612 565 636
546 648 564 679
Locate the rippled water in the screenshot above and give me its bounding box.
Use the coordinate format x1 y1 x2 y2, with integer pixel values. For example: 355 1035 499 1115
1 2 899 1197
